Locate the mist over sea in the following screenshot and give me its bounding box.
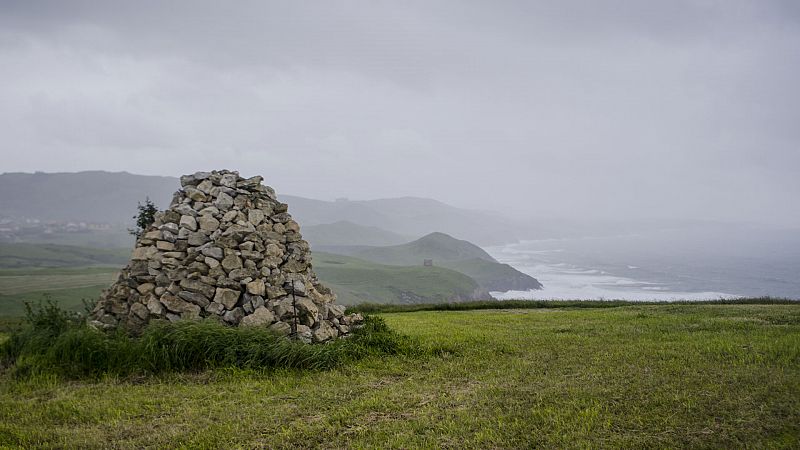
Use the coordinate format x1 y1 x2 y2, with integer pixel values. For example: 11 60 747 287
486 224 800 301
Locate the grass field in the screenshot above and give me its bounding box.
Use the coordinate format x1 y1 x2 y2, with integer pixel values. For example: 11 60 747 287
0 243 130 269
1 304 798 448
313 252 483 304
0 267 118 317
0 246 487 313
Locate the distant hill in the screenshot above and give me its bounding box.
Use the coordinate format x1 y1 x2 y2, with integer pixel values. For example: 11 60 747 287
302 221 409 247
0 171 176 224
346 232 543 292
284 196 519 245
354 232 497 265
312 252 490 305
0 171 519 246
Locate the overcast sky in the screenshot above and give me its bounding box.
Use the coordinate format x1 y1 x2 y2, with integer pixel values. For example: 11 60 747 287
1 0 798 225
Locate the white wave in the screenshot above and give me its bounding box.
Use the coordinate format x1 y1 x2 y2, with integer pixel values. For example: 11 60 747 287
485 241 739 301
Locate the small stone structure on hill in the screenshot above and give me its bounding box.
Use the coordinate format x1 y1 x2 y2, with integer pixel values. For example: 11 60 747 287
90 170 363 343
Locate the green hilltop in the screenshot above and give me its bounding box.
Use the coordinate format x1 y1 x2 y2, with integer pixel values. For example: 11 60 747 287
312 252 489 305
348 232 543 292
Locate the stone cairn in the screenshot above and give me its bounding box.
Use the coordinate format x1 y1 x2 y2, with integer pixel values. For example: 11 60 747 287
90 170 363 343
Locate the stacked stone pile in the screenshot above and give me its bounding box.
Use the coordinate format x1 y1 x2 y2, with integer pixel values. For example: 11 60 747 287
90 170 363 343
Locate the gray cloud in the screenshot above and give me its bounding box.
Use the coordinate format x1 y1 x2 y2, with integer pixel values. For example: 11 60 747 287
1 0 798 225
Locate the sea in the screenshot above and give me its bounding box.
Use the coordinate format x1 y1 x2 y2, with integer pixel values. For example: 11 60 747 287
485 224 800 301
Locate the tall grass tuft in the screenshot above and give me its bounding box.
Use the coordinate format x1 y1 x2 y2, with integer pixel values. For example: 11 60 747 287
1 301 424 379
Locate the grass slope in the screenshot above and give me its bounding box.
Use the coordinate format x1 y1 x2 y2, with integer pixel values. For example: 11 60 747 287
0 243 130 268
0 304 797 447
439 257 543 291
352 232 542 291
313 252 486 305
355 231 497 265
0 266 120 318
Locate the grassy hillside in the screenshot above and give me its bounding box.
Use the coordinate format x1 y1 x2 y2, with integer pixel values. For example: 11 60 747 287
0 267 119 317
302 221 409 247
1 304 797 447
313 252 488 305
0 244 127 317
439 257 543 291
351 232 542 292
354 232 497 265
0 243 130 268
0 245 490 317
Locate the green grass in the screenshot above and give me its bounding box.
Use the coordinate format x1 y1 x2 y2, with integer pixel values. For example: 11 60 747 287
0 243 130 269
0 304 798 448
313 252 483 304
0 266 119 317
350 297 799 314
0 303 425 379
436 257 542 291
0 286 108 318
348 232 542 291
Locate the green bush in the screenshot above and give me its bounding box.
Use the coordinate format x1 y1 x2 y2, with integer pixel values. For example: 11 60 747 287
1 301 425 379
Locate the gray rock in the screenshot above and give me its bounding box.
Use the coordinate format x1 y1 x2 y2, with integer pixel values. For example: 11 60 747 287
178 290 210 307
198 215 220 232
187 231 209 246
155 241 175 251
271 212 291 223
220 173 238 188
246 279 266 296
160 222 180 234
180 279 216 298
147 296 165 316
221 210 238 223
240 306 276 327
131 246 157 261
177 227 191 239
223 307 245 324
174 203 197 216
180 174 198 187
312 321 337 343
248 209 265 226
327 304 346 319
295 297 319 327
221 254 243 271
201 246 224 260
197 179 214 194
237 175 263 189
136 282 156 295
205 257 220 268
179 215 198 231
130 302 150 320
264 243 283 258
215 192 234 209
268 321 291 336
143 230 162 240
295 324 312 343
161 294 201 315
213 287 240 309
205 302 225 315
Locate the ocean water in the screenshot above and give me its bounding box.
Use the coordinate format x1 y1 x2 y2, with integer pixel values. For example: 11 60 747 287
485 224 800 301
